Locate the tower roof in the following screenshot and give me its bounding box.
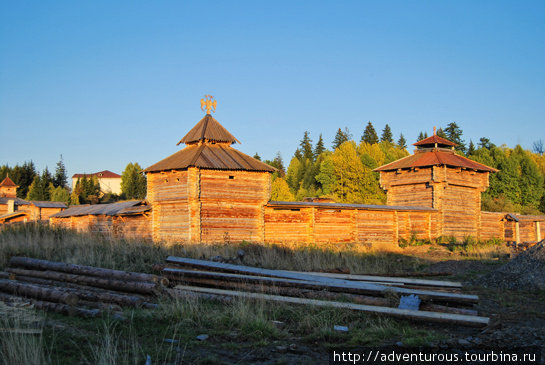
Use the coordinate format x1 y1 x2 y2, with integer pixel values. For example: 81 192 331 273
374 149 497 172
144 144 275 173
413 134 457 148
177 114 241 146
0 176 18 187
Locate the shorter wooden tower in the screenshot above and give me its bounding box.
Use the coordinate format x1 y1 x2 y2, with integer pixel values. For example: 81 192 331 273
144 98 275 243
0 176 18 198
375 132 497 239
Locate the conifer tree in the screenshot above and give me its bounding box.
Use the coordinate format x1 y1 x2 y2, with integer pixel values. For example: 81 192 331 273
397 133 407 149
253 153 261 161
11 161 37 198
299 131 314 161
314 134 326 159
479 137 494 150
380 124 393 143
50 185 70 204
444 122 466 153
361 122 379 144
437 128 447 139
54 155 68 188
332 128 350 150
417 131 428 141
121 163 147 199
467 140 476 155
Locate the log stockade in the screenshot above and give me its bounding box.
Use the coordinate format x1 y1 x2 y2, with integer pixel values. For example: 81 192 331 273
47 111 545 246
162 256 490 327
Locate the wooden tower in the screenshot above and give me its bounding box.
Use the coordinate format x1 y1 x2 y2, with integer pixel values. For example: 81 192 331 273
375 131 497 239
144 97 275 243
0 176 18 198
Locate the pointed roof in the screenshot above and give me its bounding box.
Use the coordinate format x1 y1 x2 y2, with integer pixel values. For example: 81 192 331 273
0 176 18 187
374 150 497 172
413 134 457 148
72 170 121 178
177 114 241 146
144 144 275 173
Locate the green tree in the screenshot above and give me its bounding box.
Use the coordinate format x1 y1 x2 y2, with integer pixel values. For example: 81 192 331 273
467 140 476 155
314 134 326 159
332 128 350 150
54 155 68 188
417 131 428 141
11 161 37 198
444 122 466 153
397 133 407 149
380 124 393 143
361 122 379 144
264 152 286 177
270 177 295 201
253 153 261 161
478 137 495 150
299 131 314 161
121 163 147 200
436 128 447 139
286 157 302 192
49 184 70 204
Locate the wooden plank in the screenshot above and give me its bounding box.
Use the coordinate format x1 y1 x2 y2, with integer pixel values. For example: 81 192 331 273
174 285 489 327
165 257 479 303
285 271 462 288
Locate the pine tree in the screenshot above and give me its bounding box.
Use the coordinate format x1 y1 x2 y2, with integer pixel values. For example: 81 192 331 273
332 128 349 150
253 153 261 161
49 184 70 204
314 134 326 159
11 161 37 198
444 122 466 153
467 140 476 155
361 122 379 144
121 162 147 199
293 148 303 160
299 131 314 161
479 137 494 150
437 128 447 139
380 124 393 143
264 152 286 177
417 131 428 141
397 133 407 149
54 155 68 188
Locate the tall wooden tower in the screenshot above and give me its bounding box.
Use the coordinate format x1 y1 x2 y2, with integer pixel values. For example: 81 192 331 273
375 131 497 239
144 96 275 243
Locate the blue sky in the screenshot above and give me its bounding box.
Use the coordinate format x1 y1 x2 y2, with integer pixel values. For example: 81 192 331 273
1 1 544 181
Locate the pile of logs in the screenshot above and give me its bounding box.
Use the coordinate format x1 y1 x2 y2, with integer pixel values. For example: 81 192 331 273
0 257 167 318
161 256 490 327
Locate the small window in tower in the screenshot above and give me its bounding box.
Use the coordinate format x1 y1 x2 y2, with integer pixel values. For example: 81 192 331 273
229 175 234 180
164 179 168 182
176 178 180 182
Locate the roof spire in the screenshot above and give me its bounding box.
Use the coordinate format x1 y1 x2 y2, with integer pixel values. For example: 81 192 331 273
433 126 436 135
200 94 217 114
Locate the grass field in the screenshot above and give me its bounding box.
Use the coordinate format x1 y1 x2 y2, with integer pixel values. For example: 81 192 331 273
0 224 513 364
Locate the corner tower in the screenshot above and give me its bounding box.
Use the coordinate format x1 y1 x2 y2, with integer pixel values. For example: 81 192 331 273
375 130 497 239
0 176 18 198
144 96 275 243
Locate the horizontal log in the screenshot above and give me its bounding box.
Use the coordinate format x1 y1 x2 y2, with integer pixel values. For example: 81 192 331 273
174 285 489 327
0 279 78 305
9 257 167 285
164 257 479 304
6 268 160 296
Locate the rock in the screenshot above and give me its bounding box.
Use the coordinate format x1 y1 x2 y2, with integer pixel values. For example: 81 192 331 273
196 334 209 341
457 339 470 346
237 249 245 258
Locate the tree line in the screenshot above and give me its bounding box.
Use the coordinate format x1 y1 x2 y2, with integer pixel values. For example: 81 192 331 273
258 122 545 214
0 157 147 205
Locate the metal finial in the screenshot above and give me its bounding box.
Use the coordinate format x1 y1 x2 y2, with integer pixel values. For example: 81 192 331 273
433 126 436 135
200 94 217 114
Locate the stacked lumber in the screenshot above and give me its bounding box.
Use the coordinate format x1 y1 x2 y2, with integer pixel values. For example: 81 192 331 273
162 256 489 327
0 257 166 318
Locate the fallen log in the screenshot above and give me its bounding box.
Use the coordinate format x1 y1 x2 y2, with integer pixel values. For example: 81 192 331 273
0 279 78 306
168 274 478 316
9 256 168 285
7 274 145 308
6 268 160 296
174 285 490 327
31 299 100 317
163 259 479 304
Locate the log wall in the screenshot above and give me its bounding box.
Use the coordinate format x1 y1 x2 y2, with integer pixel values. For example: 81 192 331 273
479 212 505 240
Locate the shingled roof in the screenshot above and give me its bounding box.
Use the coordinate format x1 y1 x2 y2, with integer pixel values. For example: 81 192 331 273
145 112 274 173
177 114 241 145
144 144 275 173
413 134 457 147
0 176 18 187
